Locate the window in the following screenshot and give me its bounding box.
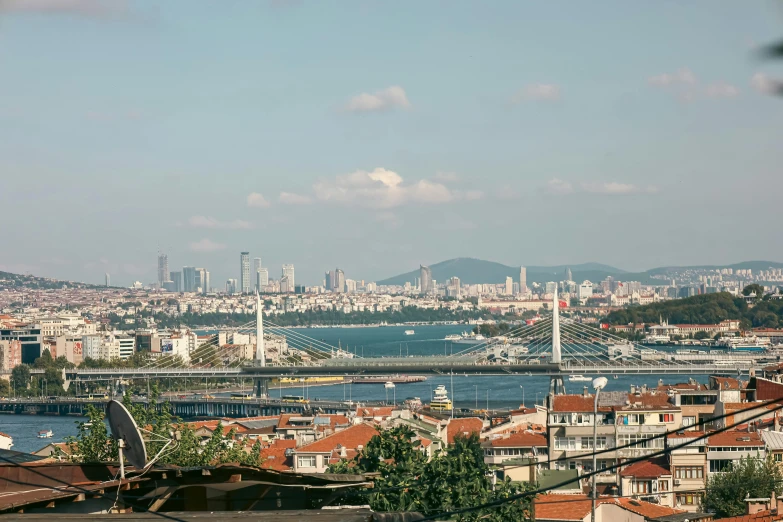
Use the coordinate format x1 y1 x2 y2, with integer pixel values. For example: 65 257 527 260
677 494 699 505
555 437 576 450
776 454 782 462
675 466 704 479
658 413 674 423
618 434 665 450
580 436 607 450
297 455 317 468
709 460 733 473
682 416 696 427
569 461 577 470
633 481 652 494
659 480 669 491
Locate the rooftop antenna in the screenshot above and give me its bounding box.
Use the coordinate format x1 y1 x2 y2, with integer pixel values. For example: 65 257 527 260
107 400 147 480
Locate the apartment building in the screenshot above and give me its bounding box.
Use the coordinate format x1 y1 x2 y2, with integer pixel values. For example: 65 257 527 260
667 431 707 512
706 430 765 476
619 457 673 507
482 431 548 482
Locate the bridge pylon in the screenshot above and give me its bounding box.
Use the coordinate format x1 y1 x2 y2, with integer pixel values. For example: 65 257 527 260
254 377 269 398
549 375 566 396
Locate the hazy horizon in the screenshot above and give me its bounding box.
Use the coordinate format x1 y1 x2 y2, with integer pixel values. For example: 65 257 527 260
2 1 782 286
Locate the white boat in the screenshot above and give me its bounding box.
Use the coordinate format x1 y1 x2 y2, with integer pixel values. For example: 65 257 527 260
384 381 395 389
643 334 671 345
718 337 770 352
568 375 592 382
429 385 453 411
453 332 486 344
404 330 415 335
444 334 461 341
37 429 53 439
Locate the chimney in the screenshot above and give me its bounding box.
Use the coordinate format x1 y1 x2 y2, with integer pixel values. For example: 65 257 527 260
630 385 636 395
776 412 780 432
658 379 663 387
641 384 648 394
583 386 589 397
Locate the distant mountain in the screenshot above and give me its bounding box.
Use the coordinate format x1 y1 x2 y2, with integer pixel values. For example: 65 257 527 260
377 258 627 286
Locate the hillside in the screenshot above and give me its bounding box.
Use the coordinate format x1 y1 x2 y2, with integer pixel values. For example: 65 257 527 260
377 257 627 286
603 292 783 329
0 271 107 291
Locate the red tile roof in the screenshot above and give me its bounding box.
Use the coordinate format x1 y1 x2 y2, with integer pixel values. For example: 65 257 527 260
534 494 684 521
446 417 483 444
708 430 764 447
296 423 378 454
713 377 741 390
551 395 606 413
483 432 547 448
624 393 677 410
258 439 295 472
710 510 783 522
620 457 670 478
355 406 395 418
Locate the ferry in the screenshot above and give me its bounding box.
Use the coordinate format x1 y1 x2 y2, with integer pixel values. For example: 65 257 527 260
643 334 671 345
718 337 770 352
429 385 453 412
453 332 486 345
444 334 462 341
404 330 415 336
37 429 53 439
568 375 592 382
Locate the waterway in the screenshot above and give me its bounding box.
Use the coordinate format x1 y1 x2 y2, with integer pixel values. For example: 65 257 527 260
2 324 713 453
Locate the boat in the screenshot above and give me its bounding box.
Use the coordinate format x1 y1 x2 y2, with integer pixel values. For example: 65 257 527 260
568 375 592 382
429 385 453 412
404 330 415 336
718 337 770 353
453 332 486 345
37 429 53 439
613 375 619 379
444 334 461 341
384 381 395 389
643 334 671 345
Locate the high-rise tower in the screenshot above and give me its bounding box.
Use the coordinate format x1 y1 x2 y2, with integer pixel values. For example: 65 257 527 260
420 265 433 295
157 254 168 287
519 266 527 294
240 252 251 294
282 264 295 290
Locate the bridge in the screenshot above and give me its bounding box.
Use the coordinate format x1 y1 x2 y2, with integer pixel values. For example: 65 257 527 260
14 291 774 393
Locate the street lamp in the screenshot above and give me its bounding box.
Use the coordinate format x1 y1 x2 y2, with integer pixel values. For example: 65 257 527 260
474 385 478 410
520 385 525 408
591 376 608 522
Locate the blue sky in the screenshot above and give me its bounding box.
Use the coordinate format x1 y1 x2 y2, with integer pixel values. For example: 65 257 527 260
1 0 782 286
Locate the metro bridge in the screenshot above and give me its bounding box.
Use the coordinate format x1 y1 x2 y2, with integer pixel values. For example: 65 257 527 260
51 291 770 394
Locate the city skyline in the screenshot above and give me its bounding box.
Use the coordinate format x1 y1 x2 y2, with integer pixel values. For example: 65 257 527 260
1 2 782 286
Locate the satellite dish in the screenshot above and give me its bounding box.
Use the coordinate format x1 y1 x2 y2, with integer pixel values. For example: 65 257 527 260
107 400 147 478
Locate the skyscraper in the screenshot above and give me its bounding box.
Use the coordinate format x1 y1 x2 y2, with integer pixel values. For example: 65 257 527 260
420 265 433 295
183 266 196 293
282 264 295 290
505 276 513 295
519 266 527 294
253 257 262 290
240 252 251 294
335 268 345 293
257 268 269 289
105 273 110 287
226 279 238 294
280 275 292 293
169 271 182 292
157 254 169 287
565 267 573 282
325 271 333 291
195 268 209 295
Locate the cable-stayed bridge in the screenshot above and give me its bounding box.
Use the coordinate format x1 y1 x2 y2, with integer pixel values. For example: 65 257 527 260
60 291 771 390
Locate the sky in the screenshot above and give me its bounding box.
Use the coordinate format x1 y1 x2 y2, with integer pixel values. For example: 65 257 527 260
1 0 782 287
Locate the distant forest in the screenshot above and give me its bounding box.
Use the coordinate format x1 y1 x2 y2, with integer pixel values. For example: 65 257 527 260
603 291 783 330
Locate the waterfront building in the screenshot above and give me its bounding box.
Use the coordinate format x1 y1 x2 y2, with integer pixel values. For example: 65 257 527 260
240 252 251 294
1 325 41 364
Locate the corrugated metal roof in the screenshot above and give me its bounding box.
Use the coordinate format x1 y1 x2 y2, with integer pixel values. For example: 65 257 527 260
761 430 783 449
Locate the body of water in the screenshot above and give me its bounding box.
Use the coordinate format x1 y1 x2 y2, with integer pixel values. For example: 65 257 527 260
3 324 712 452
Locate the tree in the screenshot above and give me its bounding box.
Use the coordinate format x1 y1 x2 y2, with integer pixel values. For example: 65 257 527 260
705 455 783 518
743 284 765 299
0 379 10 396
11 364 31 393
693 331 710 340
329 428 534 521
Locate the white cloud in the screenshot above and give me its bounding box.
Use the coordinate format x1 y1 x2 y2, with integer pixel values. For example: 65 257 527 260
312 168 464 208
705 82 740 98
279 192 312 205
188 216 252 230
548 180 658 195
512 84 561 103
547 178 573 195
189 238 226 252
434 171 459 182
648 68 738 100
344 86 411 113
247 192 270 208
750 72 782 95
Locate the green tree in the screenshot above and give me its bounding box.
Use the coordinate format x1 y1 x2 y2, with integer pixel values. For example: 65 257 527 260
0 379 10 396
705 455 783 518
329 428 534 521
11 364 31 393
